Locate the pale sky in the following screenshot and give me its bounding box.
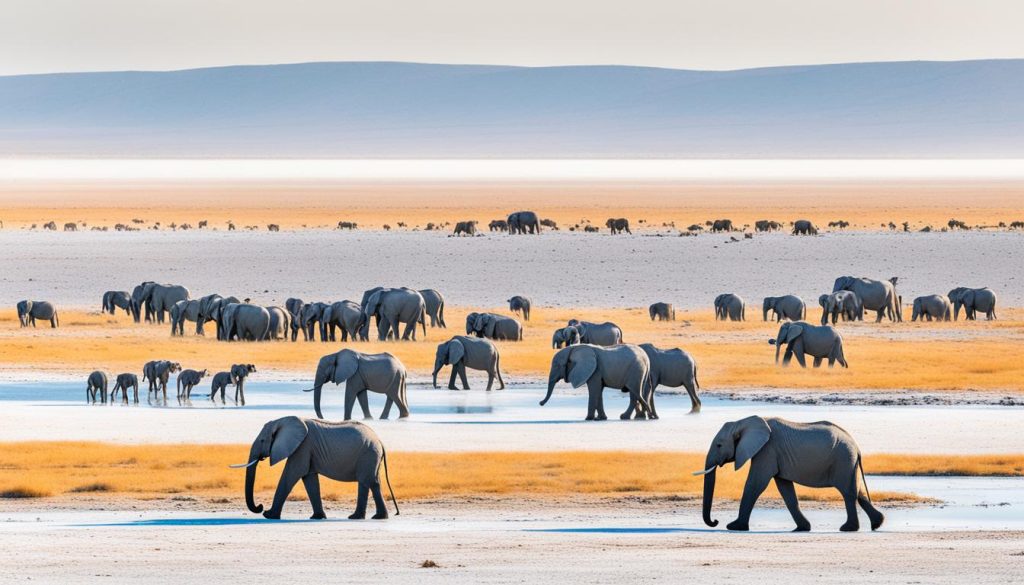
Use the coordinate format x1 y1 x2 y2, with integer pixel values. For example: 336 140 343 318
2 0 1022 75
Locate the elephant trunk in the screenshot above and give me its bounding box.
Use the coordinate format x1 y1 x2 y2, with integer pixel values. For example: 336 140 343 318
540 370 559 406
774 336 782 364
762 306 769 321
431 353 443 389
702 455 719 527
310 358 333 419
244 442 263 514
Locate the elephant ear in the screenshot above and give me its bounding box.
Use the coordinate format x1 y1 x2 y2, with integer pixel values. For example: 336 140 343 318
473 313 486 332
333 350 360 384
449 339 466 365
484 317 497 338
269 417 308 466
733 416 771 470
365 292 382 316
785 324 803 343
567 347 598 389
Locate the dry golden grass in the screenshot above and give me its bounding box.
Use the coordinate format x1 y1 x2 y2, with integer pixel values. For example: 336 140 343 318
1 306 1023 394
3 443 1018 504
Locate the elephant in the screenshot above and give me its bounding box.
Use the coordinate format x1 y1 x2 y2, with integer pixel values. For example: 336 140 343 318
468 313 523 341
305 349 409 420
196 294 239 337
769 321 848 368
432 336 505 391
541 344 655 420
285 297 305 341
714 294 745 321
453 221 478 236
134 282 190 324
762 295 806 322
86 371 108 404
237 417 398 521
833 276 901 322
110 373 140 404
507 211 541 234
488 219 509 232
819 291 863 325
142 360 181 400
567 319 622 346
605 218 631 234
791 219 818 235
16 300 59 328
419 289 446 328
639 343 700 413
130 283 154 323
552 325 582 349
948 287 997 320
649 302 675 321
508 296 532 321
912 295 952 322
710 219 734 233
176 368 208 400
697 416 884 532
264 306 290 340
221 303 271 341
323 301 366 342
169 299 202 336
211 364 257 404
754 220 782 232
101 291 132 316
363 288 427 341
300 302 330 342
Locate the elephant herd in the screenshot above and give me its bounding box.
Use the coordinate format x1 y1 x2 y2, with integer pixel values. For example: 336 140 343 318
86 361 257 405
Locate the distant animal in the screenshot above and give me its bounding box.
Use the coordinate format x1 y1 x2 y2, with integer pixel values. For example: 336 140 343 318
649 302 675 321
947 287 997 321
540 219 558 230
43 221 57 231
16 300 59 328
466 312 523 341
507 296 532 321
755 220 782 232
63 222 78 232
566 319 622 346
267 224 280 232
418 289 446 328
1009 221 1024 229
584 225 600 233
762 295 806 322
142 360 181 400
86 371 108 404
911 295 952 322
488 219 509 232
948 219 969 230
453 221 478 236
176 368 209 400
714 294 745 321
101 291 133 316
337 221 358 230
198 220 208 229
507 211 541 235
769 321 847 368
110 373 140 404
833 276 900 322
432 336 505 391
640 343 700 413
710 219 733 233
541 344 654 420
687 224 704 232
791 219 818 235
605 218 631 234
210 364 257 405
818 291 863 325
828 220 850 229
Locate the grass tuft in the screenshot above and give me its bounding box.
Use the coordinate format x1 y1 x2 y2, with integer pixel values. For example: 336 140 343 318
0 486 50 498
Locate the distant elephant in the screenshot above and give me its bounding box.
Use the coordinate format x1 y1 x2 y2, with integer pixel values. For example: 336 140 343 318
769 321 848 368
238 417 398 521
541 344 654 420
197 294 239 337
755 220 782 232
488 219 509 232
300 302 329 342
176 368 208 400
265 306 290 340
819 291 863 325
16 300 59 328
134 282 190 324
169 299 202 336
305 349 409 420
640 343 700 413
552 325 582 349
285 297 305 341
697 416 883 532
453 221 478 236
567 319 622 346
762 295 806 322
86 371 108 404
948 287 997 320
833 276 901 322
507 211 541 234
222 303 271 341
110 373 140 404
649 302 675 321
507 296 532 321
142 360 181 400
63 222 78 232
130 283 154 323
714 294 745 321
432 336 505 391
101 291 132 316
419 289 446 328
323 301 366 342
468 313 523 341
605 218 631 234
710 219 733 233
912 295 952 322
791 219 818 235
211 363 257 404
364 288 426 341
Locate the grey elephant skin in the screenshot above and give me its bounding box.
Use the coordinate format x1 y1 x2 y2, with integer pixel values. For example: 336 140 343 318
832 276 901 322
567 319 622 346
300 301 330 342
699 416 883 532
285 297 305 341
507 211 541 234
264 306 290 340
323 300 366 341
762 295 805 322
605 218 631 234
110 373 140 403
169 299 202 336
507 296 532 321
948 287 997 320
142 360 181 400
432 335 505 391
211 364 257 404
453 220 478 236
86 371 108 404
714 294 745 321
649 302 675 321
912 295 952 321
467 312 523 341
176 368 208 400
16 300 59 328
306 349 409 420
818 291 863 325
639 343 700 413
542 344 654 420
197 294 240 337
133 282 190 324
769 321 848 368
101 291 132 316
363 288 427 341
221 303 271 341
240 417 398 521
551 325 582 349
791 219 818 235
419 289 446 328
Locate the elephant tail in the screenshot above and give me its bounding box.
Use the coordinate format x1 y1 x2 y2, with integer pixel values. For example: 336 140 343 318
857 454 873 505
693 362 701 391
381 446 400 516
438 299 446 328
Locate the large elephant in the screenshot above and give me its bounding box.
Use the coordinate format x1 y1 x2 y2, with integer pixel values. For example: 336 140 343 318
197 294 239 337
419 289 446 328
453 221 478 236
769 321 848 368
130 283 153 323
541 344 654 420
507 211 541 234
142 360 181 400
169 299 202 336
101 291 132 316
222 303 272 341
754 219 782 232
468 313 523 341
697 416 884 532
301 302 330 342
710 219 734 233
432 335 505 391
305 349 409 420
567 319 622 346
791 219 818 235
265 306 290 340
285 298 305 341
16 300 59 328
507 296 532 321
110 373 140 404
833 276 901 322
762 295 806 322
714 294 745 321
323 301 366 342
238 417 398 521
948 287 997 320
649 302 675 321
551 325 582 348
912 295 952 322
134 282 190 324
364 288 427 341
86 371 108 404
639 343 700 413
819 291 863 325
605 218 631 234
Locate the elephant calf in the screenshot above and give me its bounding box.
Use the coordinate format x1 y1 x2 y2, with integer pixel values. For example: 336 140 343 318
769 321 847 368
177 368 208 400
640 344 700 413
16 300 59 328
210 364 257 405
86 371 108 404
912 295 952 322
432 336 505 391
110 373 140 404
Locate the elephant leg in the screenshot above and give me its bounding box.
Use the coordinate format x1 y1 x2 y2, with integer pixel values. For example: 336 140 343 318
370 483 389 519
728 470 772 531
401 319 415 341
782 346 794 366
457 363 470 390
343 384 359 420
874 308 884 323
302 473 327 520
839 487 861 531
590 380 608 420
857 490 885 530
349 482 370 519
684 380 701 414
774 478 811 531
264 463 303 520
791 340 807 367
485 369 495 391
495 364 505 390
813 356 823 368
357 390 372 420
447 367 459 390
620 389 638 420
380 393 396 420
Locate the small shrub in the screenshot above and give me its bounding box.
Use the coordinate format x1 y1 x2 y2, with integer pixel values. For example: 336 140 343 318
420 560 440 569
1 486 50 498
69 482 113 493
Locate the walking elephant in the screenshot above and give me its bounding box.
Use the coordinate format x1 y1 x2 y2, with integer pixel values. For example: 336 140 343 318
134 282 190 324
769 321 848 368
710 219 734 233
468 313 523 341
101 291 132 316
169 299 202 336
16 300 59 328
508 296 532 321
605 218 631 234
833 276 901 322
86 371 108 404
819 291 863 325
176 368 208 400
364 288 426 341
237 417 398 520
639 344 700 413
142 360 181 400
507 211 541 234
696 416 884 532
489 219 509 232
567 319 622 346
541 344 654 420
419 289 446 328
791 219 818 235
211 364 257 404
912 295 952 322
762 295 806 322
432 336 505 391
323 301 366 341
453 221 478 236
714 294 745 321
948 287 997 320
285 298 305 341
649 302 675 321
305 349 409 420
222 303 272 341
110 373 140 404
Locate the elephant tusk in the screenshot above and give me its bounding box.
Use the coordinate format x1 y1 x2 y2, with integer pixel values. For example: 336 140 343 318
692 466 715 476
301 387 314 392
229 459 259 469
